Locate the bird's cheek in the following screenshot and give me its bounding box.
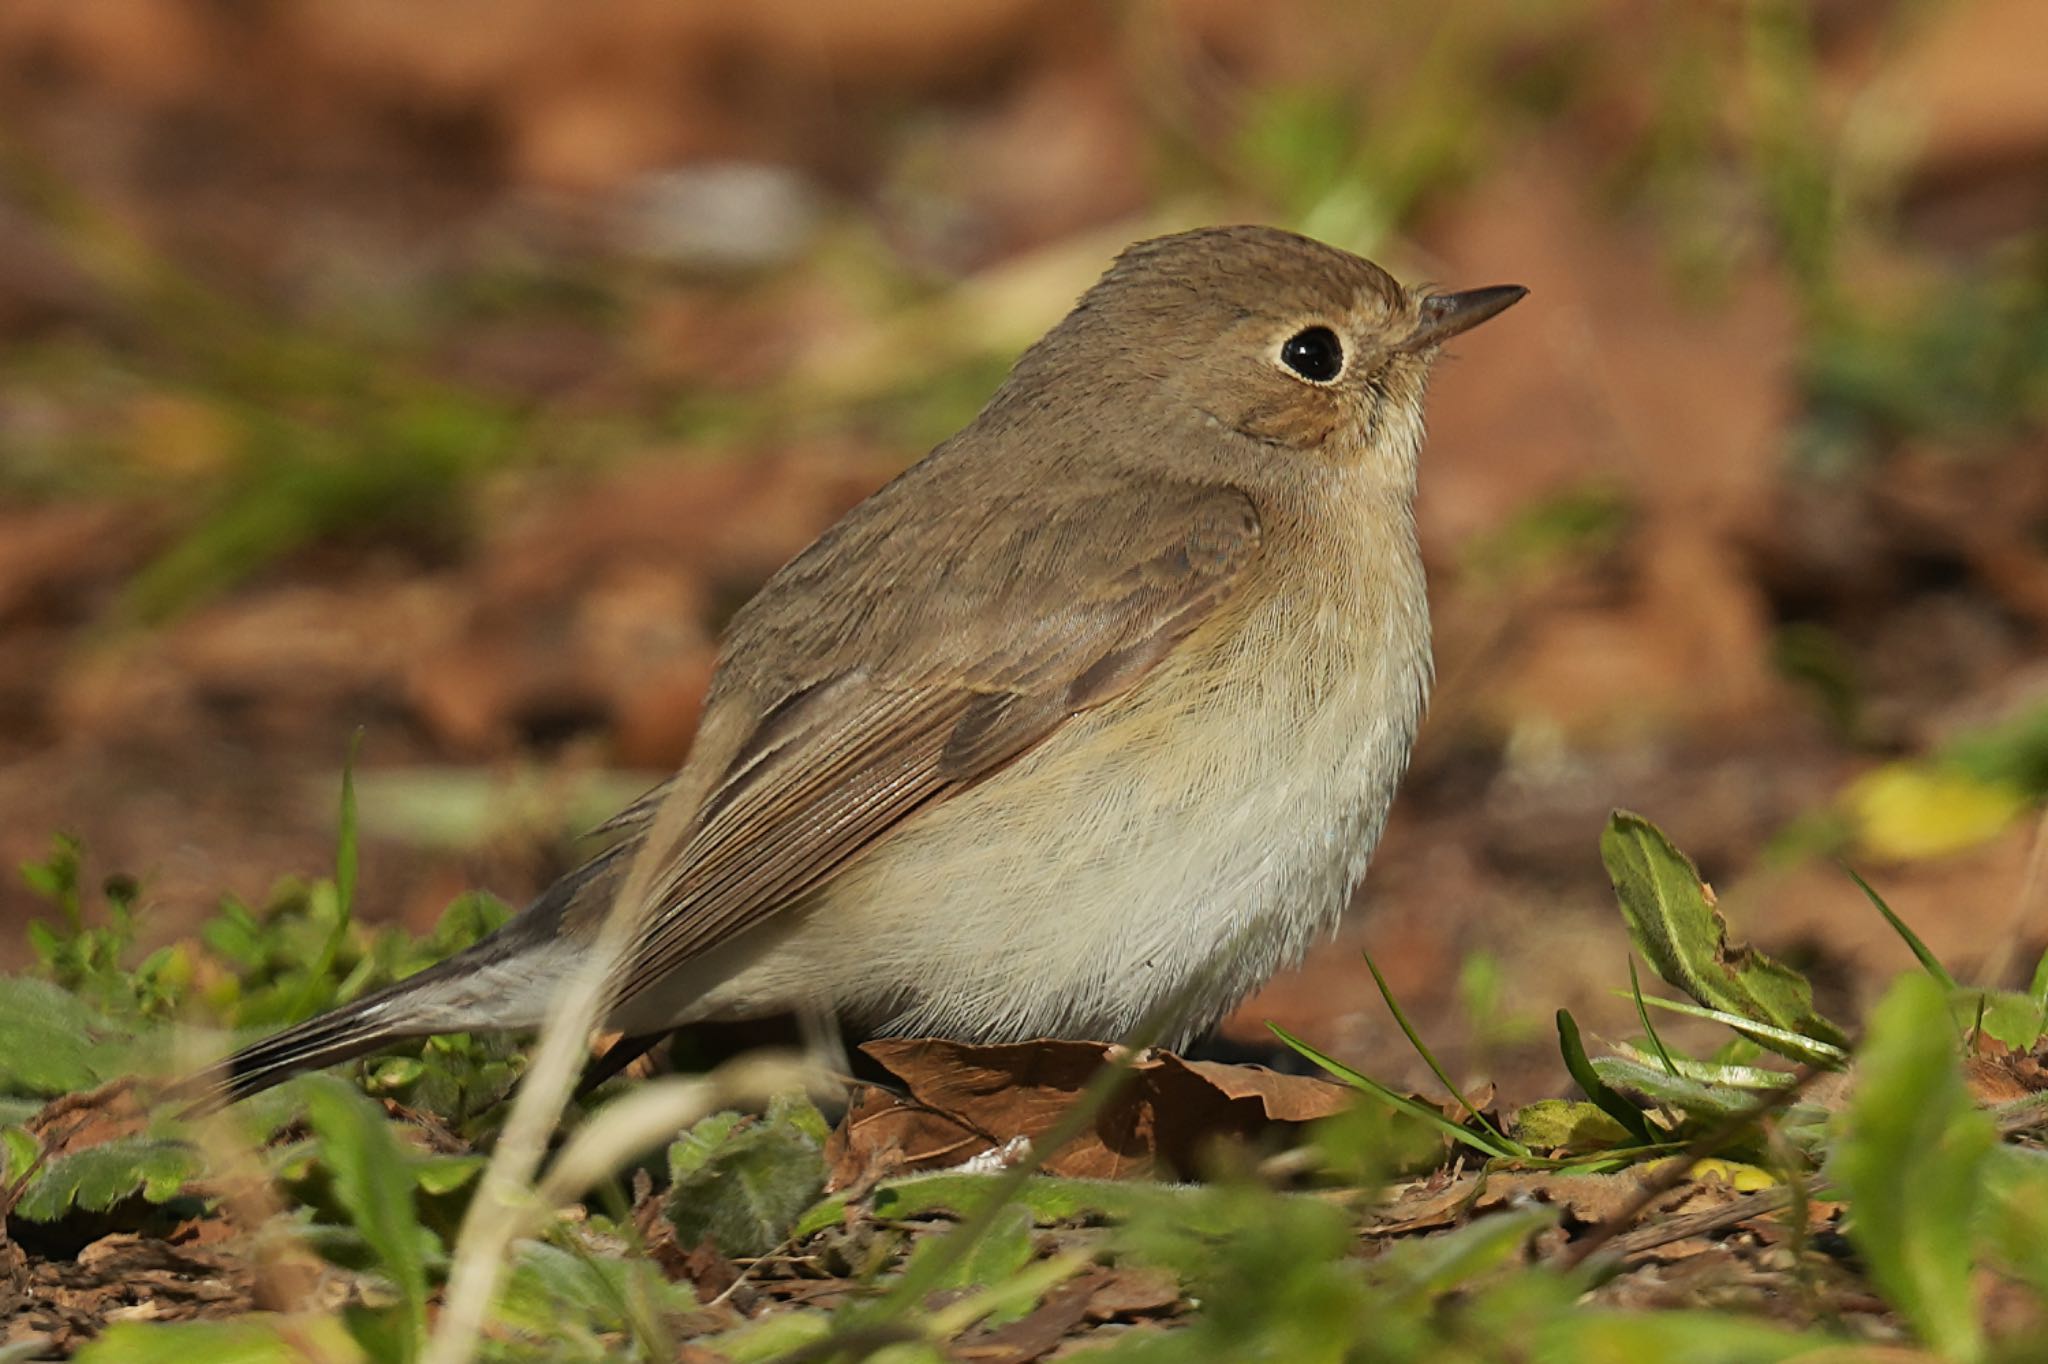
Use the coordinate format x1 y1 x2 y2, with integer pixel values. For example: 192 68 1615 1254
1233 397 1338 450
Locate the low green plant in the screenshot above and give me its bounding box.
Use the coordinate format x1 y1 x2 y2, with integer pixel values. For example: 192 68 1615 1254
8 800 2048 1361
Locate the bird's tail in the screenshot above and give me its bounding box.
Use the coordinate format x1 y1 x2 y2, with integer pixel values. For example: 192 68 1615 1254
169 845 627 1115
173 968 452 1115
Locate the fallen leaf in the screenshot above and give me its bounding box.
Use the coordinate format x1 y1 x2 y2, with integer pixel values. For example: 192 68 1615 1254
825 1039 1354 1185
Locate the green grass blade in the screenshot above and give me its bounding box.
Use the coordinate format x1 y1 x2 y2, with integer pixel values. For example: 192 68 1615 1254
1269 1023 1520 1161
288 735 364 1024
337 727 362 919
1832 974 1992 1362
1842 862 1955 989
1556 1010 1655 1146
1629 959 1681 1078
302 1075 428 1360
1362 951 1524 1155
1632 994 1850 1064
1606 1043 1797 1090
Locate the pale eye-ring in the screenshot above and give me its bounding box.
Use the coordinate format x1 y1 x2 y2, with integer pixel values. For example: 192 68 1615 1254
1279 325 1344 383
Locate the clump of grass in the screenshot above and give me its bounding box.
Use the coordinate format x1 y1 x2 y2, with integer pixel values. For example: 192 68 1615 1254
10 782 2048 1359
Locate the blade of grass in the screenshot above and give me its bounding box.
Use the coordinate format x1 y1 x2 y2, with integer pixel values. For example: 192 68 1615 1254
1631 994 1849 1064
1629 959 1681 1078
288 731 363 1024
1362 950 1523 1155
1556 1010 1655 1146
1270 1023 1521 1161
336 728 361 917
1843 862 1956 989
1606 1043 1798 1090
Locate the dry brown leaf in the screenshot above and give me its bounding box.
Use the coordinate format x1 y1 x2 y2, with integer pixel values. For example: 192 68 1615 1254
825 1038 1353 1185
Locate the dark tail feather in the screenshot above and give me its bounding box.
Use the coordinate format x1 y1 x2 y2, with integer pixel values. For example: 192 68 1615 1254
171 994 412 1117
576 1031 670 1100
169 844 630 1116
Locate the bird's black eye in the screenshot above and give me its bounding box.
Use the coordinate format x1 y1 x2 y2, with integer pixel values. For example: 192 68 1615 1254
1279 326 1344 383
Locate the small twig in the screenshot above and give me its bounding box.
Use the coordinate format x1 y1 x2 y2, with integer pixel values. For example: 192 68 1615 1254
1608 1183 1807 1258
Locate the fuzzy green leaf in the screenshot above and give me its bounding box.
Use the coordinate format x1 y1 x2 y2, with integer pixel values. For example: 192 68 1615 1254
1601 812 1847 1062
665 1110 744 1182
1371 1206 1558 1304
1829 972 1993 1362
1510 1100 1632 1152
76 1317 365 1364
11 1136 200 1221
1589 1057 1753 1122
0 976 118 1095
791 1171 1230 1244
301 1074 429 1359
494 1239 696 1360
666 1106 827 1258
702 1311 833 1364
902 1202 1039 1326
1981 1146 2048 1298
1968 989 2046 1052
1532 1310 1833 1362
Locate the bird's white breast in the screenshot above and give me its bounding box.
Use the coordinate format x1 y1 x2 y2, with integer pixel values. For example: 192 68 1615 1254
657 485 1433 1046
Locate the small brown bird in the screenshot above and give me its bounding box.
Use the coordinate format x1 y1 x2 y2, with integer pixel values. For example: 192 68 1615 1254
195 225 1523 1106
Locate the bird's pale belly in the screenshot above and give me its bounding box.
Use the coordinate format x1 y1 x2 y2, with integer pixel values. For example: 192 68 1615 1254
637 582 1431 1046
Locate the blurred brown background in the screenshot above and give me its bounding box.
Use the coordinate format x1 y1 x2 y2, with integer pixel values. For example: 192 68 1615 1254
0 0 2043 1100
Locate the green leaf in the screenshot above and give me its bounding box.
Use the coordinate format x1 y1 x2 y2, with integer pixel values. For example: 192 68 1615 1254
1970 989 2047 1052
412 1152 485 1196
665 1110 745 1181
1589 1057 1754 1122
76 1316 365 1364
1605 1043 1796 1091
1510 1100 1632 1152
701 1311 833 1364
767 1091 832 1146
1828 972 1994 1362
11 1136 201 1221
1365 951 1522 1155
791 1171 1232 1244
336 730 361 919
1628 959 1680 1077
1629 993 1848 1063
1370 1206 1558 1305
1844 863 1956 988
1270 1023 1519 1160
665 1103 828 1258
494 1239 696 1361
1556 1010 1654 1145
1601 812 1847 1063
1532 1310 1831 1363
901 1202 1039 1326
301 1074 429 1360
0 976 117 1095
1981 1146 2048 1298
1 1125 37 1180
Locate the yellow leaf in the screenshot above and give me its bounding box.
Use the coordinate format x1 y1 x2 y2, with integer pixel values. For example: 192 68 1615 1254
1846 763 2026 861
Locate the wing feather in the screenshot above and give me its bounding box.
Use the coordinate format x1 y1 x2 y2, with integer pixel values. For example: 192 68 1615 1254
608 482 1263 1006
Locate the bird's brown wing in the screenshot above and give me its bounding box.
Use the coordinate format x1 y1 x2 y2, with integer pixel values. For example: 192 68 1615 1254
607 481 1262 1006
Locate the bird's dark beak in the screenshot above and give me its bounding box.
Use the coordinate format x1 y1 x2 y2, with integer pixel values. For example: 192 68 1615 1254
1394 284 1528 354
